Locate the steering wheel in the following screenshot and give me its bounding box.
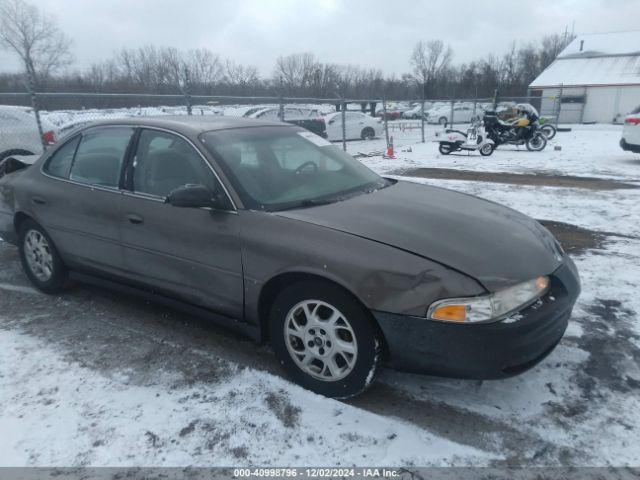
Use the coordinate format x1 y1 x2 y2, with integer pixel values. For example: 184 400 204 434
293 161 318 175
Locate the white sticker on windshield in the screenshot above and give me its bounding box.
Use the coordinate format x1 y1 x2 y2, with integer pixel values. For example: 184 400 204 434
297 130 332 147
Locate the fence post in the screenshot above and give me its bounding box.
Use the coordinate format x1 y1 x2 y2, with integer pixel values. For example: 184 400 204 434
278 77 285 121
341 100 347 152
382 96 389 148
449 98 454 129
555 83 563 128
473 87 478 118
420 87 425 143
185 92 192 115
26 70 46 152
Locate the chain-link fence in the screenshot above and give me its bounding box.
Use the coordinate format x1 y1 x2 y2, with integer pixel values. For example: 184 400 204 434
0 90 564 161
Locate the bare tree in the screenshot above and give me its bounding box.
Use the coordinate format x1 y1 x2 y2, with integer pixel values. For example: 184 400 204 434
0 0 72 88
410 39 453 97
274 52 318 92
223 60 259 92
188 49 223 89
539 33 575 70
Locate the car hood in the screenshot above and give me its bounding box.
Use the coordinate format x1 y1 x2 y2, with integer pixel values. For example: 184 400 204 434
276 180 563 291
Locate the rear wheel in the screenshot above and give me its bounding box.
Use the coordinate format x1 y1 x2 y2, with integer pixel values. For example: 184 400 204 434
360 127 375 140
269 281 381 398
526 132 547 151
18 219 68 293
439 143 454 155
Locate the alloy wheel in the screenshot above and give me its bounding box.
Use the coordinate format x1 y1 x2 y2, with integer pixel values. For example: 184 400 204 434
24 229 54 282
284 300 358 381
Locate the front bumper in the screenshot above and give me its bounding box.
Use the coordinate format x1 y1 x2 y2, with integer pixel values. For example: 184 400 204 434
374 258 581 379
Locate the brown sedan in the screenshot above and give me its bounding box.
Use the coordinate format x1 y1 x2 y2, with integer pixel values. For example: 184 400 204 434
0 116 580 398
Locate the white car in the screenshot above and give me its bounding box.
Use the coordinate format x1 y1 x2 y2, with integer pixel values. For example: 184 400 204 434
427 104 476 125
324 111 383 141
620 105 640 153
244 106 321 120
402 102 432 119
0 106 57 162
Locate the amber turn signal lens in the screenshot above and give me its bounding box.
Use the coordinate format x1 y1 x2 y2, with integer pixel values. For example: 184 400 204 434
431 305 467 322
536 276 549 292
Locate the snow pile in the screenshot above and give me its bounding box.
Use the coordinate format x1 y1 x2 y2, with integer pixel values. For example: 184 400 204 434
0 327 486 466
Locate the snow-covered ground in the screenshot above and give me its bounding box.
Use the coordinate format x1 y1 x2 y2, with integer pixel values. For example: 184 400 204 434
1 123 639 467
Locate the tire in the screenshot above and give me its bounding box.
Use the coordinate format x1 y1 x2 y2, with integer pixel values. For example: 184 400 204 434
439 117 448 126
18 219 68 294
360 127 375 140
269 280 381 398
540 124 557 140
439 143 454 155
479 143 494 156
526 132 547 151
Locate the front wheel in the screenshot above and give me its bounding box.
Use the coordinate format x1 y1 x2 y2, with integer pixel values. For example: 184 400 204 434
269 281 381 398
479 143 494 156
18 219 68 293
540 124 557 139
526 132 547 151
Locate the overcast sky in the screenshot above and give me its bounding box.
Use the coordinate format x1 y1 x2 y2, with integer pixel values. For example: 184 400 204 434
1 0 639 76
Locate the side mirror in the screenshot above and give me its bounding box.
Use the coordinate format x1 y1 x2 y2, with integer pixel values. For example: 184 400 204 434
165 184 223 209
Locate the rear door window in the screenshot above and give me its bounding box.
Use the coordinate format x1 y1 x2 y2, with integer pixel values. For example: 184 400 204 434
69 127 134 188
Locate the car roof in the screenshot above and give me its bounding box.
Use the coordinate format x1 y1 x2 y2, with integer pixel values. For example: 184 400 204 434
325 111 364 117
80 115 287 136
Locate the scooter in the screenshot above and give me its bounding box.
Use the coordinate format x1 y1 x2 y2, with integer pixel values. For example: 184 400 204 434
435 120 495 156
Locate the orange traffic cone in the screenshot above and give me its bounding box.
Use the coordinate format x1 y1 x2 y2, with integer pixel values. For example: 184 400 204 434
384 135 395 159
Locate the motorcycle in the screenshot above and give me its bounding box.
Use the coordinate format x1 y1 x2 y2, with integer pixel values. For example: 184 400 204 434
435 120 495 156
483 111 547 151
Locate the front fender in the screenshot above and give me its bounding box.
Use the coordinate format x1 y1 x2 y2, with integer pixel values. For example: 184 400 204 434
239 210 485 326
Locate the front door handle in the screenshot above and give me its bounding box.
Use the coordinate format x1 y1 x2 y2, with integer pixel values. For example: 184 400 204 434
31 196 47 205
125 213 144 225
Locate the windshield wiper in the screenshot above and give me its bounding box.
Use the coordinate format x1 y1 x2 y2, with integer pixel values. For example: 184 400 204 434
362 180 391 194
276 196 343 211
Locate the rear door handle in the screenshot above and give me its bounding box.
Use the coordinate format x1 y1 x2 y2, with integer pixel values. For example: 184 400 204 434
31 196 47 205
125 213 144 225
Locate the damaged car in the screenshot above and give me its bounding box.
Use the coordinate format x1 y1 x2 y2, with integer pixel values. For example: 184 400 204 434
0 116 580 398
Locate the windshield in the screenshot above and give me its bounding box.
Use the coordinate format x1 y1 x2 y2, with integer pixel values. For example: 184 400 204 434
201 126 388 211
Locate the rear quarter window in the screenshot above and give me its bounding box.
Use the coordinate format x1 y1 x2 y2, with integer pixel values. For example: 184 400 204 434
43 136 80 179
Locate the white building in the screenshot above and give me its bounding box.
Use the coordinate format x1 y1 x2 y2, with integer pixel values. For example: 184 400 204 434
529 31 640 123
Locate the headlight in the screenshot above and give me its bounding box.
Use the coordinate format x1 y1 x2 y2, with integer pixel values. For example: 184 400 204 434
427 276 549 323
